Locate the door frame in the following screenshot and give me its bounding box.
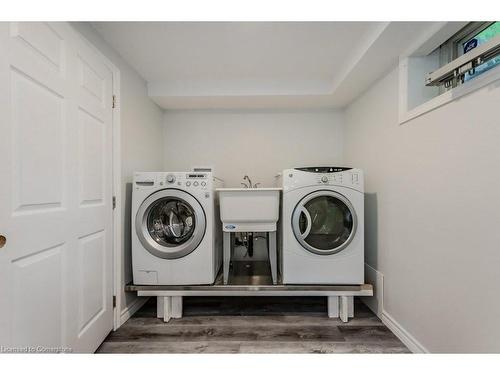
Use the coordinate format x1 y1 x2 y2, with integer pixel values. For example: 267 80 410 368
72 27 122 330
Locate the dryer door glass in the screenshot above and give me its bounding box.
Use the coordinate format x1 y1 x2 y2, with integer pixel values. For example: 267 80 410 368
292 191 357 255
136 189 206 259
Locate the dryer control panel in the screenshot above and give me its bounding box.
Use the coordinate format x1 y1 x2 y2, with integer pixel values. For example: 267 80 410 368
279 167 363 193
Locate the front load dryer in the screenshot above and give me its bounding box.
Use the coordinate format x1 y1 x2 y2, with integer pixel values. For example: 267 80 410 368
278 167 364 284
132 171 223 285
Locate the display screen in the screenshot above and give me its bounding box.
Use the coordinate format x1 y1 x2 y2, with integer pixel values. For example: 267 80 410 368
295 167 352 173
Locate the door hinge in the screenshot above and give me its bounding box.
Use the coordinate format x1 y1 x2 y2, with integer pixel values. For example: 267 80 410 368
112 95 116 109
112 295 116 308
112 196 116 209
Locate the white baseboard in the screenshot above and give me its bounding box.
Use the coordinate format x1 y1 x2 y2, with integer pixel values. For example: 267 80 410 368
361 263 428 353
381 310 428 353
361 263 384 316
119 296 149 327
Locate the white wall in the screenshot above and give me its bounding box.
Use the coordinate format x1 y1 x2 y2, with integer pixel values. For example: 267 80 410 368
163 109 344 186
71 23 164 320
344 68 500 352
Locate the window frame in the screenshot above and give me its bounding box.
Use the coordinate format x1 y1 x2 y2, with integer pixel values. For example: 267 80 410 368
440 22 494 64
437 22 497 93
399 21 500 125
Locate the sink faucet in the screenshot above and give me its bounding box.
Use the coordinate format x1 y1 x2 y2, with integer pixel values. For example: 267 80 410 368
241 175 261 188
241 175 252 189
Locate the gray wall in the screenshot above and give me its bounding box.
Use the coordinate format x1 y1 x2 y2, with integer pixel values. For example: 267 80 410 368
344 67 500 352
163 109 344 186
71 23 164 319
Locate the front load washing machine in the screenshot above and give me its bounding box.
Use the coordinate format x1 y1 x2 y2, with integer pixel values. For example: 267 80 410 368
277 167 364 284
132 171 223 285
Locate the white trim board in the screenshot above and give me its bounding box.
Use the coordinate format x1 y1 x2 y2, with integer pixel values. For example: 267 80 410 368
120 297 149 326
111 75 122 330
360 263 429 353
70 24 123 331
361 263 383 316
400 59 500 124
398 22 500 125
381 310 428 353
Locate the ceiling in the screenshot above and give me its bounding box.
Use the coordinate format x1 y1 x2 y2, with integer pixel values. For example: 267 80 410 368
92 22 459 110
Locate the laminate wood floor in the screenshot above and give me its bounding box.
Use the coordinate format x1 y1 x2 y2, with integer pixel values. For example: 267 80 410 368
97 297 410 354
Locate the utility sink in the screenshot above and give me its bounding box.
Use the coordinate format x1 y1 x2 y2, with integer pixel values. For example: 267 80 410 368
217 188 282 232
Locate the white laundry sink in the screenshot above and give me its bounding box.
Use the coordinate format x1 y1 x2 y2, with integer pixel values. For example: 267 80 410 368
217 188 282 232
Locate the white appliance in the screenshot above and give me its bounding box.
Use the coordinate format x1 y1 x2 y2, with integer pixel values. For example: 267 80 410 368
132 171 223 285
278 167 364 284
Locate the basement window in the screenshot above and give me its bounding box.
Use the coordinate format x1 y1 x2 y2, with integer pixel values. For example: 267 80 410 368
439 22 500 87
399 21 500 124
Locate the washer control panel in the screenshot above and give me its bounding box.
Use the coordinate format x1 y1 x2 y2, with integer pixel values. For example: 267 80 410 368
183 172 210 190
134 171 213 191
166 174 176 184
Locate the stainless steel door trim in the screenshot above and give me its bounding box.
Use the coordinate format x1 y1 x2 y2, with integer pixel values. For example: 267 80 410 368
291 190 357 255
136 189 206 259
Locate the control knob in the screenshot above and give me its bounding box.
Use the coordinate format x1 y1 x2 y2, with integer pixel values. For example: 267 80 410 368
321 176 328 183
166 174 176 184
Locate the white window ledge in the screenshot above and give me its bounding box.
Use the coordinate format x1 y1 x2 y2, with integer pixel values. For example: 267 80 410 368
399 58 500 125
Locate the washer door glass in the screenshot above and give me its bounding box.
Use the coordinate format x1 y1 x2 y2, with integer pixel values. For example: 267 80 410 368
136 189 206 259
292 191 357 255
148 198 196 246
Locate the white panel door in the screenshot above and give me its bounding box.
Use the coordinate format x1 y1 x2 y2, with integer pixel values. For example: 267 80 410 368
0 22 114 353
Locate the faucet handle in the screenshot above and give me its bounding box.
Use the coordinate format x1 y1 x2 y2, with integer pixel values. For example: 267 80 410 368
253 183 261 188
241 182 249 188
